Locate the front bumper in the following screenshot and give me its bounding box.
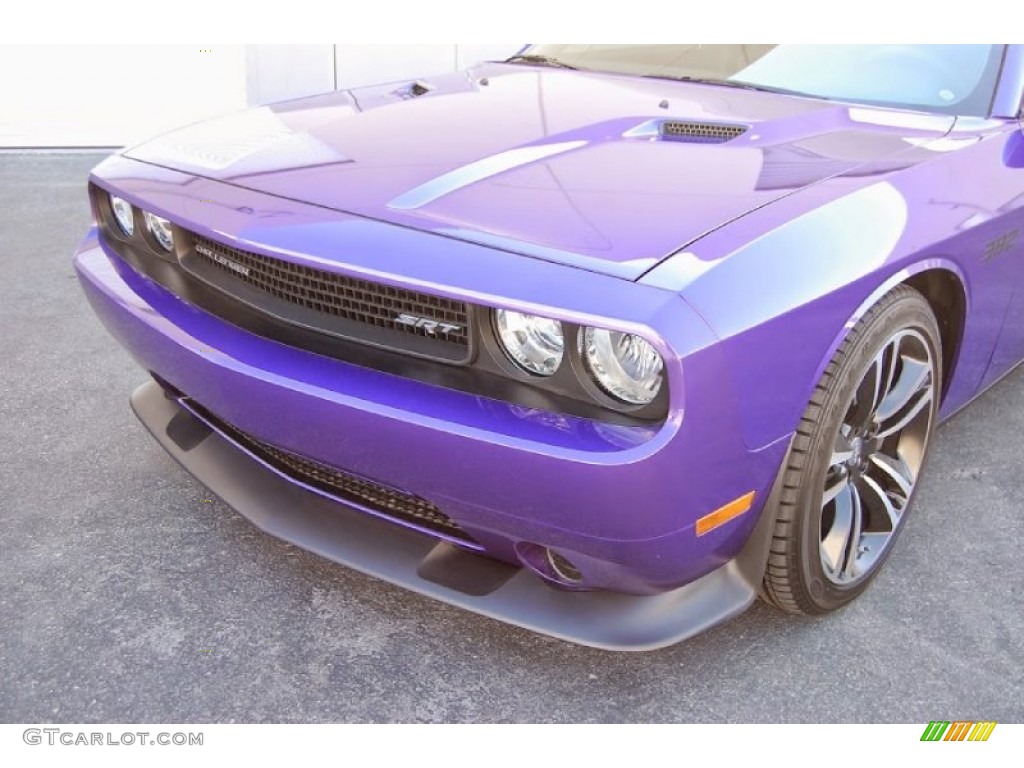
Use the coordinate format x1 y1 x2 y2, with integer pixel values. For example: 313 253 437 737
131 378 780 650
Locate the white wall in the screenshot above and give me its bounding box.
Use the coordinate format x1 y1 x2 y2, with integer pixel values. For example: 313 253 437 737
331 44 519 89
245 45 336 106
0 44 521 148
0 45 249 148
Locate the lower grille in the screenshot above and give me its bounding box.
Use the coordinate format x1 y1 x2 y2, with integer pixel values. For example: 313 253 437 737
186 400 476 546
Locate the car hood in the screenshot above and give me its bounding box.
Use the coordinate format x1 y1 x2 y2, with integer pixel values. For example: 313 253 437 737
125 63 957 280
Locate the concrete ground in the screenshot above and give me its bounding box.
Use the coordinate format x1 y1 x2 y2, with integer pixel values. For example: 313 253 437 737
1 153 1021 723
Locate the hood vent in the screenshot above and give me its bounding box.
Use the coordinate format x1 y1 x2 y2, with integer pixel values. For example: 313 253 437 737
660 121 747 144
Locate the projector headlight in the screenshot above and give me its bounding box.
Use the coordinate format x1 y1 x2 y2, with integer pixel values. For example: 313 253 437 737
109 195 135 236
581 327 664 405
494 309 564 377
143 211 175 252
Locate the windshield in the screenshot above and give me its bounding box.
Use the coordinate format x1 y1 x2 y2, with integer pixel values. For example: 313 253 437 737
521 45 1006 117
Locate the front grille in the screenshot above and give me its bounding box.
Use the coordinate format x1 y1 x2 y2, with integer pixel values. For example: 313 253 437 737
186 400 476 546
660 121 747 144
183 234 470 362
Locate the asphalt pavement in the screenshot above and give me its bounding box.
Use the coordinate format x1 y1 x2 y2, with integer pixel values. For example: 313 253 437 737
1 152 1021 723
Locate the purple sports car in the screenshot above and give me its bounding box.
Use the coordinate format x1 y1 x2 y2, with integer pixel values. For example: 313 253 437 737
75 45 1024 649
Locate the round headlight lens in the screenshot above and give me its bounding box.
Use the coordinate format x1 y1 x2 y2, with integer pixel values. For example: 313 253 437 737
144 211 174 252
110 195 135 236
581 327 664 405
494 309 564 376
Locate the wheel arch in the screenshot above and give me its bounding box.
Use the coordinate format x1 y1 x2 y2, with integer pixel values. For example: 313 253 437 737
904 267 967 404
813 261 968 410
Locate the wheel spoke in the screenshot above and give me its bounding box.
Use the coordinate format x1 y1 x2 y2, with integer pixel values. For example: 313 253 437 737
875 343 901 411
851 344 899 429
852 351 881 428
841 484 864 580
877 357 931 422
859 474 902 530
820 483 856 575
876 386 933 440
864 348 886 414
822 468 849 507
869 451 915 499
885 347 902 401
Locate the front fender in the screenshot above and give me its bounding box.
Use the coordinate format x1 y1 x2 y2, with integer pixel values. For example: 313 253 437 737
643 182 924 449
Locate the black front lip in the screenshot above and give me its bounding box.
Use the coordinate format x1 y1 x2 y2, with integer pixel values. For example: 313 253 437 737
131 379 776 651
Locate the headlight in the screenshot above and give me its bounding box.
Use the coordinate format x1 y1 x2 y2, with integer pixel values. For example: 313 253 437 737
581 327 664 405
109 195 135 236
494 309 564 376
143 211 175 252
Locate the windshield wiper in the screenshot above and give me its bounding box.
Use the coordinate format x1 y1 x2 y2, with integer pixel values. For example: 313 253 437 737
641 74 810 99
504 54 578 70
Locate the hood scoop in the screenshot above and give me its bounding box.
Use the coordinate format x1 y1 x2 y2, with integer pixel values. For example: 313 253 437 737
659 120 747 144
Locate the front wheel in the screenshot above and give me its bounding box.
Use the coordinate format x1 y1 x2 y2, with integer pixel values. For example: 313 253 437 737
761 285 942 615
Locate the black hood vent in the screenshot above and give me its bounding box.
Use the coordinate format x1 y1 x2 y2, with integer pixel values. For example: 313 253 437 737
660 121 747 144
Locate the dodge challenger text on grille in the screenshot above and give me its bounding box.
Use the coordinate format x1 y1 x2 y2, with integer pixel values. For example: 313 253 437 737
75 45 1024 649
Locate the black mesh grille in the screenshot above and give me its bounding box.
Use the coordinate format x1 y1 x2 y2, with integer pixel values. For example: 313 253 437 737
187 401 475 545
186 234 470 359
660 121 747 144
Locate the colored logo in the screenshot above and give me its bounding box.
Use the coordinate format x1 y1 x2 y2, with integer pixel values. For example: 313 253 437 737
921 721 997 741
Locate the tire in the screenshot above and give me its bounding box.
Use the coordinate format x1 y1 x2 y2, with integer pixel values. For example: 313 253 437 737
761 285 942 615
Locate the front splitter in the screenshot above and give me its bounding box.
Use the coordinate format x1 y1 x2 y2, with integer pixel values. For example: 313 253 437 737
131 380 775 651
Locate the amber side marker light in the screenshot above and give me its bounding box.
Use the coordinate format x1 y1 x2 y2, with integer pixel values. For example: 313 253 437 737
695 491 756 536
